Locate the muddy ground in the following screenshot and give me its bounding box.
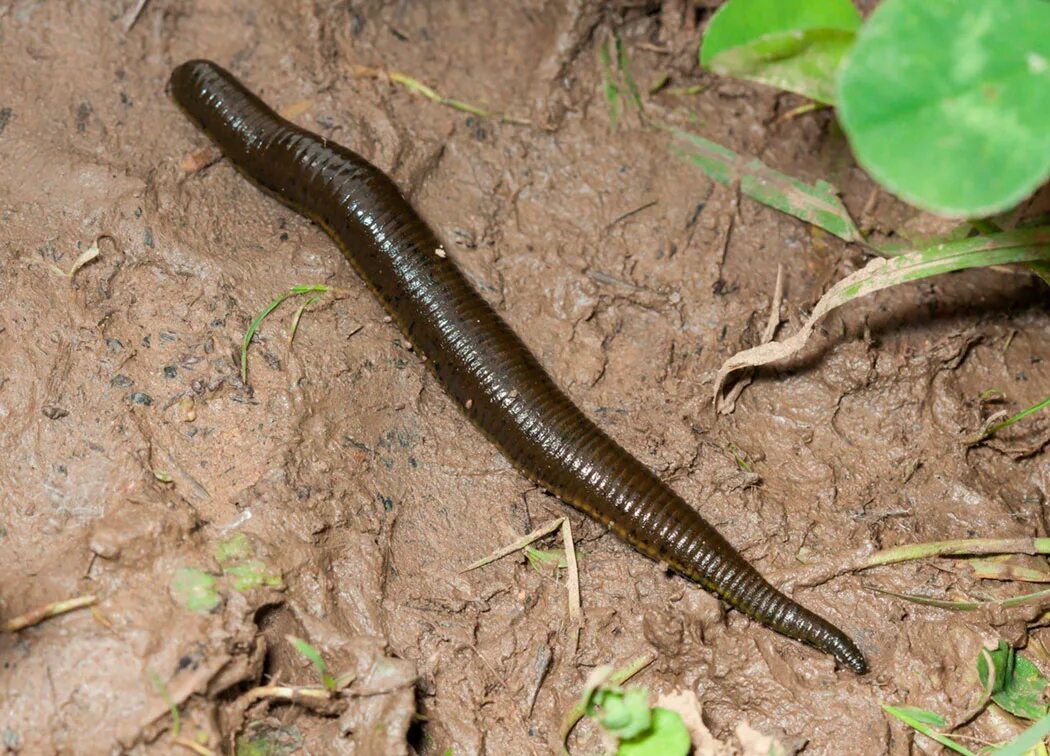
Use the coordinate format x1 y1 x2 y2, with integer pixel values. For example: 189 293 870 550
1 1 1049 754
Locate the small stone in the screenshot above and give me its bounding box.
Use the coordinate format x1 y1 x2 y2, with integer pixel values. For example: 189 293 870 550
178 395 196 422
435 246 446 258
128 392 152 406
163 365 177 379
465 399 473 410
42 405 68 420
110 374 133 388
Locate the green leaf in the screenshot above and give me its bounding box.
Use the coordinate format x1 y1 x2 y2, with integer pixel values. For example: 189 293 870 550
701 0 861 104
216 533 253 564
617 708 691 756
594 689 652 740
670 127 861 242
170 567 221 613
524 546 567 572
881 705 976 756
837 0 1050 217
226 560 285 592
977 641 1049 721
286 635 336 692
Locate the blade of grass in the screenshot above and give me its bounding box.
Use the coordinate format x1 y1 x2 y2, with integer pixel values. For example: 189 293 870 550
670 126 862 243
793 536 1050 587
868 584 1050 611
383 70 528 123
967 395 1050 446
998 712 1050 756
616 33 643 111
148 669 182 739
242 284 330 383
714 228 1050 403
462 518 565 572
289 295 321 346
599 42 621 129
286 635 336 692
172 737 215 756
969 558 1050 583
562 517 581 656
881 705 976 756
388 71 442 101
4 594 98 632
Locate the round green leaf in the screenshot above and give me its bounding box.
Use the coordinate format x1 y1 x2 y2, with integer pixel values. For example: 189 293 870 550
701 0 862 104
837 0 1050 217
617 708 691 756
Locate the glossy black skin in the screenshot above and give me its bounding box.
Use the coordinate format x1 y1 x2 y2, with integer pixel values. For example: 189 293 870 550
169 59 867 674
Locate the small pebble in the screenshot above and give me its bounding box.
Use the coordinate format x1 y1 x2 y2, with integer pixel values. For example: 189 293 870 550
435 246 446 258
465 399 473 409
42 405 68 420
111 374 133 388
163 365 177 379
129 392 153 406
178 395 196 422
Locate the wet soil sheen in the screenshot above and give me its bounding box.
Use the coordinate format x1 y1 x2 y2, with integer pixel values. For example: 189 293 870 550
1 1 1048 754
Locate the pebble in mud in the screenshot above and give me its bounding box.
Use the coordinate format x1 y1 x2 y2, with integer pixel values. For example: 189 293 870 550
111 374 133 388
128 392 152 406
41 405 68 419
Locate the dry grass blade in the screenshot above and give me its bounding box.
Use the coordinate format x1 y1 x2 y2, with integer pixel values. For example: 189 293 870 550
718 263 783 414
714 229 1050 404
792 536 1050 588
968 558 1050 583
4 594 98 632
868 584 1050 612
462 518 566 571
561 518 582 655
172 738 216 756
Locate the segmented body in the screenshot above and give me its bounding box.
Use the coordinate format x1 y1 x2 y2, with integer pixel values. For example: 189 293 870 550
169 59 867 674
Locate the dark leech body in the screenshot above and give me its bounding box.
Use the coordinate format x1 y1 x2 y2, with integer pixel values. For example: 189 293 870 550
168 59 867 674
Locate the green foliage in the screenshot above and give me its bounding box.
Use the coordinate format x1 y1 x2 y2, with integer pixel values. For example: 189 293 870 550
582 687 690 756
286 635 337 692
884 643 1050 754
670 127 861 242
225 560 284 592
216 533 253 564
838 0 1050 217
881 705 975 755
170 567 221 613
701 0 861 103
977 641 1049 721
242 284 331 383
701 0 1050 218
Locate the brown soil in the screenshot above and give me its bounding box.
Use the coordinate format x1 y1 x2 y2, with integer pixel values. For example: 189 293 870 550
2 1 1048 754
